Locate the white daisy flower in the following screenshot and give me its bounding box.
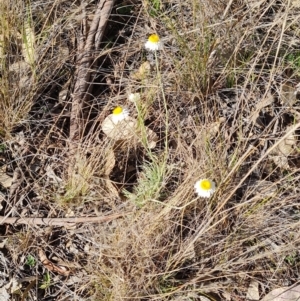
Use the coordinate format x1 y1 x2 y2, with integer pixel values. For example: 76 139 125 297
145 34 163 51
111 106 129 123
128 93 141 103
194 179 216 198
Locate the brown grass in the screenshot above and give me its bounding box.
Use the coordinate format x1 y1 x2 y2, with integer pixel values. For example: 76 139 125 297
0 0 300 300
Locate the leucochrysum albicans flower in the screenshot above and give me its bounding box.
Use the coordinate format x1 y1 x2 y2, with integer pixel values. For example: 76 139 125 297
102 106 133 139
145 34 163 51
194 179 216 198
102 105 158 148
111 106 129 123
128 93 141 103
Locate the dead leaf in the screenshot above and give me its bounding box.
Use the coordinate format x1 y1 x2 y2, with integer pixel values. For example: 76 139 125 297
12 131 26 146
38 249 70 276
58 78 72 103
247 0 266 9
144 127 158 149
269 124 298 169
270 155 290 170
9 168 22 198
65 275 84 286
204 117 226 138
102 116 137 140
250 180 277 198
8 61 32 92
246 280 260 300
271 125 297 157
7 278 21 294
57 44 69 63
51 256 80 269
277 125 297 156
0 277 22 301
58 89 68 103
65 208 75 218
222 291 231 301
0 166 13 188
292 0 300 8
261 285 300 301
0 286 10 301
280 84 296 106
102 114 157 148
46 165 62 184
131 61 151 80
0 238 7 248
249 93 274 125
295 82 300 96
103 178 119 198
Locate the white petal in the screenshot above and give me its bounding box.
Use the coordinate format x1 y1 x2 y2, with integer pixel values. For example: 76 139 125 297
194 179 216 198
145 40 163 51
111 109 129 123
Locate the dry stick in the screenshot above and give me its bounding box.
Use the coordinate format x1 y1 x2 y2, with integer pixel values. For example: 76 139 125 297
69 0 115 173
0 213 125 226
84 0 114 102
94 0 114 53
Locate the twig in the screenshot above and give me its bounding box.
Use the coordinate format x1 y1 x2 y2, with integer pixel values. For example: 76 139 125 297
0 212 125 226
69 0 114 144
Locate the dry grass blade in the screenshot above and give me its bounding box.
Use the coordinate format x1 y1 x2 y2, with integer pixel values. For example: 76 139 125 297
0 212 126 226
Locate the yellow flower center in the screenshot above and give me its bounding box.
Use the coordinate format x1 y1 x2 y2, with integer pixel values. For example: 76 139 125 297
148 34 160 43
200 179 212 190
113 106 123 115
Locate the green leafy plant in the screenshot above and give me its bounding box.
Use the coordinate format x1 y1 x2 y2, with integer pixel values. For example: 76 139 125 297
40 272 51 290
123 156 167 207
25 254 36 267
285 252 298 265
147 0 162 17
0 143 6 152
285 51 300 70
